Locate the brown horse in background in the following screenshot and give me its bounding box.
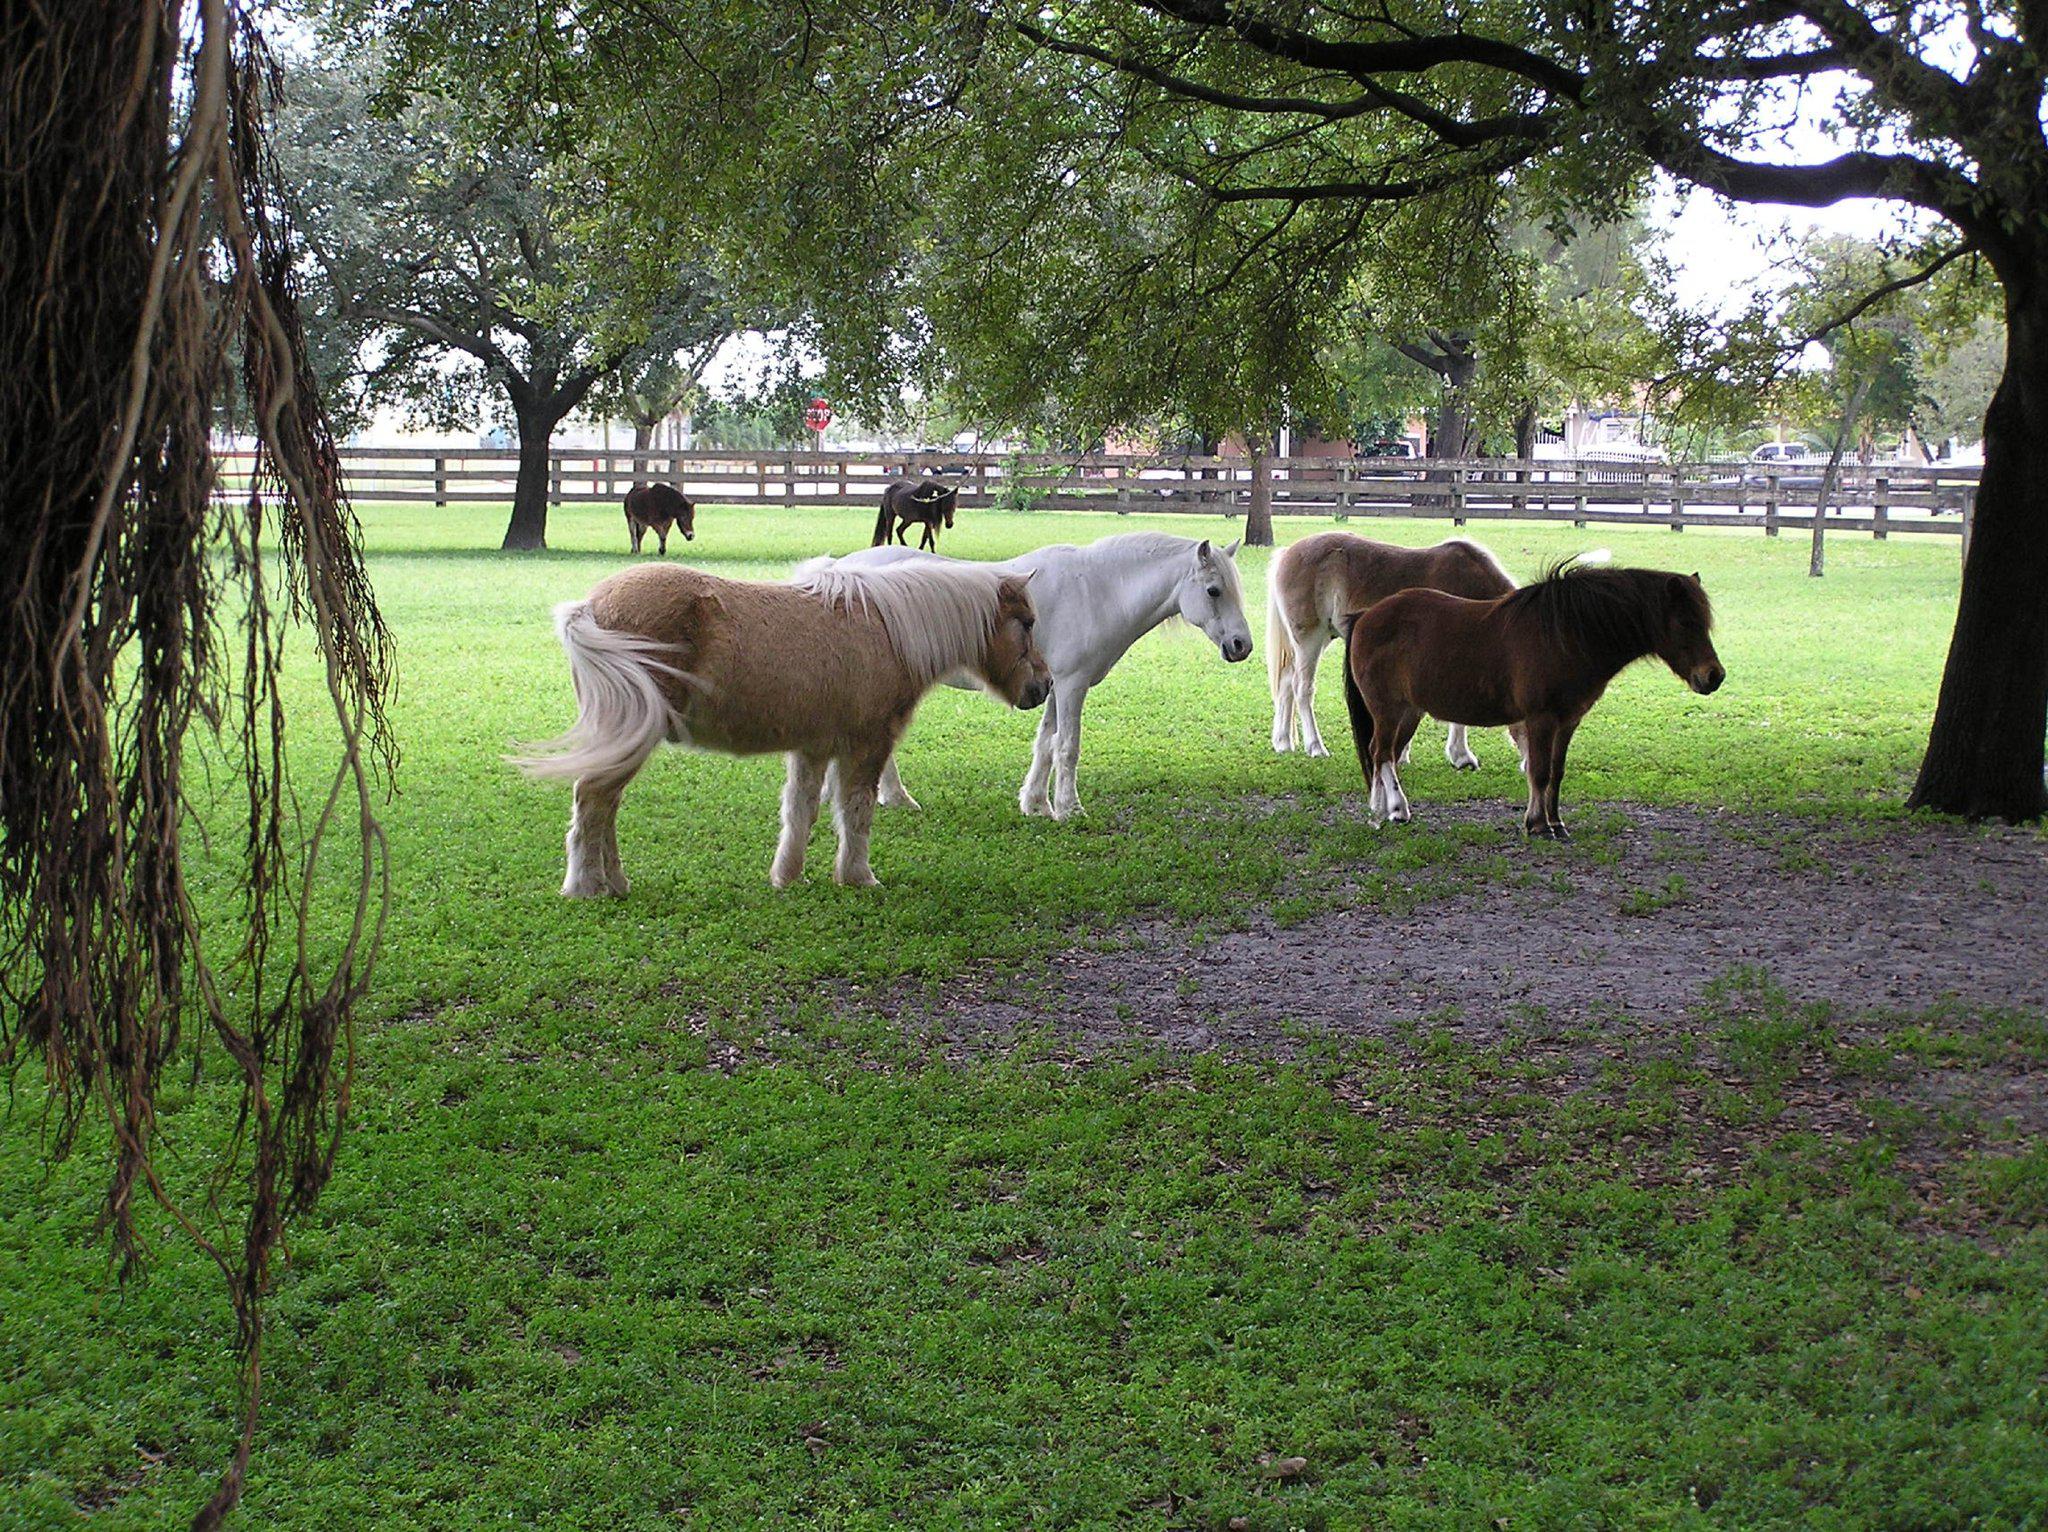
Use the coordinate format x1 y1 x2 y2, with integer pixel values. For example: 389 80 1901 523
624 483 695 554
515 560 1050 893
1268 532 1523 765
1341 563 1724 839
873 479 957 550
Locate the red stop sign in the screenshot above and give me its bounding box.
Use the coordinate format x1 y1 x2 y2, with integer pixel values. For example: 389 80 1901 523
804 398 832 432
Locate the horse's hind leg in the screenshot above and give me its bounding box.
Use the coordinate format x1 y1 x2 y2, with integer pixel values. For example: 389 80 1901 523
1378 708 1422 823
770 752 830 888
1444 722 1480 771
564 776 631 898
919 521 937 551
877 750 920 811
657 525 669 555
629 522 645 554
1292 629 1332 757
1049 681 1091 820
1019 687 1059 816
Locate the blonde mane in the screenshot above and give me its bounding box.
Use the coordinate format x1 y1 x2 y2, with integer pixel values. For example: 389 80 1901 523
790 559 1007 686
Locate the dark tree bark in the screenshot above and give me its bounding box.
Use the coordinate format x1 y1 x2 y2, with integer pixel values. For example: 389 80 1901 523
1909 276 2048 820
499 369 605 550
1245 439 1275 545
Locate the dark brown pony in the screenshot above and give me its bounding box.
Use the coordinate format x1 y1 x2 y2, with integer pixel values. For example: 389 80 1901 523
624 483 695 554
873 478 957 550
1342 563 1724 839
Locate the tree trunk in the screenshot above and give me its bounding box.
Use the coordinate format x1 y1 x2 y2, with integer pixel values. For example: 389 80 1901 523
1908 284 2048 820
632 420 653 489
1513 400 1538 462
1432 388 1473 459
1809 371 1872 579
502 409 558 550
1245 440 1274 546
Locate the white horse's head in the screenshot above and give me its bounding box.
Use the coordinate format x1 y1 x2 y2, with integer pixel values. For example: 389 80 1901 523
1178 538 1252 663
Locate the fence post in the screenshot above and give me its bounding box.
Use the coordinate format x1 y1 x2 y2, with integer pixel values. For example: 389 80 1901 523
785 451 797 505
1670 466 1685 532
1336 461 1352 522
549 451 564 507
755 456 767 502
434 454 448 508
1764 473 1780 537
839 457 849 500
1573 465 1587 528
1450 463 1467 527
1873 473 1890 540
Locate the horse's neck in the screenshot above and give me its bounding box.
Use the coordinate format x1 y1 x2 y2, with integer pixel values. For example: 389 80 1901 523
1080 542 1186 636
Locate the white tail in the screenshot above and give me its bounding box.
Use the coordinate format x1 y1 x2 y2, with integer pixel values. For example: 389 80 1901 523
511 601 694 783
1575 547 1614 566
1265 572 1298 698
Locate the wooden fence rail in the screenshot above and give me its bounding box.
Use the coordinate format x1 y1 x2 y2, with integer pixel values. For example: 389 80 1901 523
213 447 1981 540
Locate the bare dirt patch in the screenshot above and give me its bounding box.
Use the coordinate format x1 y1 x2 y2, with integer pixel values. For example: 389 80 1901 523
901 801 2043 1054
855 801 2046 1169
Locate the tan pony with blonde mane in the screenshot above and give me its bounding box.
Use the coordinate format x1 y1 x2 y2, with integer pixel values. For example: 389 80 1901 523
516 560 1051 894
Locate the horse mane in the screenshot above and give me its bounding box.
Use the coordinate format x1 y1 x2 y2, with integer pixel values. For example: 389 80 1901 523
789 560 1007 685
1088 531 1245 599
1499 560 1712 666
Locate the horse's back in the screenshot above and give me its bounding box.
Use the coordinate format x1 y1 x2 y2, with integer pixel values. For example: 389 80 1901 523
624 483 689 524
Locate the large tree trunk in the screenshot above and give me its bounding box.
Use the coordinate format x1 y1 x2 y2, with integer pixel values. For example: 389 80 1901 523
502 407 561 550
1908 283 2048 820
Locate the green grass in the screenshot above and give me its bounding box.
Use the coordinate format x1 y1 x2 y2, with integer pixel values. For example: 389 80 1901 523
4 503 2042 1529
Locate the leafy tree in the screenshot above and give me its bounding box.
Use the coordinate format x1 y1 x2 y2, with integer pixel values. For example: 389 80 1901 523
337 0 2048 816
275 54 734 548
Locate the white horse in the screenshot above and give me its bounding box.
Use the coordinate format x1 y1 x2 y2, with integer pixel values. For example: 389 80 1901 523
802 532 1253 819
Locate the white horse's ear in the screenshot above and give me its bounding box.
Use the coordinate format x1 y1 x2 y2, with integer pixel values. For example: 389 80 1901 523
1196 538 1213 560
1013 567 1037 586
1223 539 1241 559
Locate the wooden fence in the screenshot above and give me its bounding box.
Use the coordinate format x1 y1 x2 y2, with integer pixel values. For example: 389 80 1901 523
220 447 1981 540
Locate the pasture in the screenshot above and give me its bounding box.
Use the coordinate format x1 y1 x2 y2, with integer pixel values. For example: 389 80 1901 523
4 504 2044 1528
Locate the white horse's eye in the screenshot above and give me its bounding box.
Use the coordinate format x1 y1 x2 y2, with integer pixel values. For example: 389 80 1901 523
1205 586 1221 599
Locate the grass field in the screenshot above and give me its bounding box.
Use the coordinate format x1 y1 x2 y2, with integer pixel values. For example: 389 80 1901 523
4 504 2043 1529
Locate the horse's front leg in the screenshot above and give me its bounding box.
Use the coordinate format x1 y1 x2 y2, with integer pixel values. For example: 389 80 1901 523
564 776 630 898
1019 686 1060 816
1443 722 1480 771
1050 681 1091 821
831 750 887 886
877 751 920 810
770 752 830 887
657 526 669 556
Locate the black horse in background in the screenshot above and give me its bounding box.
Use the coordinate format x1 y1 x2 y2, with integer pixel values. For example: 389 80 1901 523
624 483 695 554
872 478 957 550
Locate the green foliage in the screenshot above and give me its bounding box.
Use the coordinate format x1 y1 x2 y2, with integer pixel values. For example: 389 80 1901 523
5 502 2039 1527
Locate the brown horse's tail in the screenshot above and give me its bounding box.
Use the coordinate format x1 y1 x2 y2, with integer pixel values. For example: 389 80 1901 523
871 499 894 547
1339 613 1375 784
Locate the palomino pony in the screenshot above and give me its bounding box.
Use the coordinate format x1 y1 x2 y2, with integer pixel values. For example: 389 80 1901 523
1268 531 1521 765
806 532 1253 820
872 479 957 550
1341 562 1724 839
516 561 1050 893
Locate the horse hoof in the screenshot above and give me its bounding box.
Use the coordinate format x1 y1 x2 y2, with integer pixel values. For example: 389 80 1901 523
881 792 922 811
1306 742 1330 759
1050 801 1085 822
837 870 882 888
1020 795 1052 817
1549 823 1573 842
769 867 803 890
1271 738 1292 754
1451 757 1480 772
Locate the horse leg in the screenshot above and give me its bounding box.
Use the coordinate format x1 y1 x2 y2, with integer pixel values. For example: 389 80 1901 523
563 775 630 898
894 517 909 546
830 751 886 887
1379 708 1421 823
1444 722 1480 772
1294 628 1332 757
921 520 938 551
1520 717 1558 838
770 751 829 888
1269 641 1297 753
1508 722 1531 779
629 522 644 555
877 751 921 810
1050 681 1091 820
1019 686 1059 815
1543 720 1579 840
657 525 669 555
